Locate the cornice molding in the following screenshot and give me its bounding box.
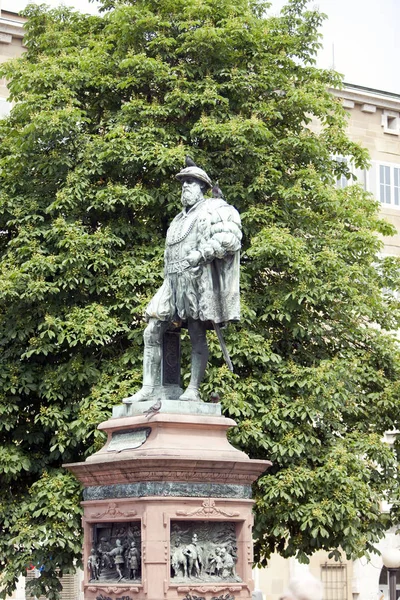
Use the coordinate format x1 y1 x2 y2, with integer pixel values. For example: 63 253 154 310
0 10 25 43
331 87 400 113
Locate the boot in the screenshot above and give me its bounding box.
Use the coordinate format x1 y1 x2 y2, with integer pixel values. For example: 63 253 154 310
123 346 161 403
179 386 202 402
179 350 208 402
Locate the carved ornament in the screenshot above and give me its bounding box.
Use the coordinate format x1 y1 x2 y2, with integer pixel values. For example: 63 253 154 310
176 499 240 518
178 586 240 594
95 595 135 600
89 503 137 519
88 585 139 594
182 593 205 600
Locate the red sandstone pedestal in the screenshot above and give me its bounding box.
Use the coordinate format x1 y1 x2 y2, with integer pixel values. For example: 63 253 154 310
66 405 271 600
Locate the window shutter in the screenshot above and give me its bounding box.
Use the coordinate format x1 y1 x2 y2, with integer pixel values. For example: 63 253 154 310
59 573 80 600
24 570 47 600
24 570 80 600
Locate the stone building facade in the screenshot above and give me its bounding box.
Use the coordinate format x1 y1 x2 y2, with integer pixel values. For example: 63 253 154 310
0 8 24 115
332 83 400 258
256 84 400 600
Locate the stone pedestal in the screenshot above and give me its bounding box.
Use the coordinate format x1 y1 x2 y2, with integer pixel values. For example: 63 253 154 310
65 402 271 600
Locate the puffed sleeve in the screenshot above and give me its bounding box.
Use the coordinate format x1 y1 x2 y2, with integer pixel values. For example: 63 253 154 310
198 203 242 261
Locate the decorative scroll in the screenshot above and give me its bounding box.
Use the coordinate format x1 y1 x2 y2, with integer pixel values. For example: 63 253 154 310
176 499 240 518
92 585 139 593
95 595 135 600
180 593 235 600
177 585 238 600
90 502 137 520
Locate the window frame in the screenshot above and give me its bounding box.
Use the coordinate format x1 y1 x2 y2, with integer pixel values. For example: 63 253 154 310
381 109 400 136
377 161 400 208
320 562 348 600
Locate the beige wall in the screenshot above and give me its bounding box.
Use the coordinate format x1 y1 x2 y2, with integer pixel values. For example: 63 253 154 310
0 9 25 100
256 552 353 600
334 85 400 256
256 553 291 599
345 106 400 162
256 86 400 600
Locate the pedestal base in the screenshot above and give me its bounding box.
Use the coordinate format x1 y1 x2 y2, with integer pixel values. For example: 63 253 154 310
113 399 221 419
81 496 256 600
65 404 271 600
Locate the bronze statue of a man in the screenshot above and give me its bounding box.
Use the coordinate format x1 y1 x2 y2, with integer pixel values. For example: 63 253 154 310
127 164 242 402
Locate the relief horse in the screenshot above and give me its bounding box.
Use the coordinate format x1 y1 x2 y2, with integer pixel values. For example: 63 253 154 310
171 544 188 578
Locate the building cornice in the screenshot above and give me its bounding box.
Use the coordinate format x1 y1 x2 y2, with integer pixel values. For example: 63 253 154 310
331 84 400 112
0 10 25 44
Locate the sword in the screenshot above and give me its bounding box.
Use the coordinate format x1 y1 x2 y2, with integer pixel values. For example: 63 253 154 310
212 322 234 372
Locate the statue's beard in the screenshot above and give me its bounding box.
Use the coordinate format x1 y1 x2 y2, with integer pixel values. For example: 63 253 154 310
181 187 203 208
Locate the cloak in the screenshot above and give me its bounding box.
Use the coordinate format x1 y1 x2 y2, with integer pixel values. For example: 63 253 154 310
146 198 242 326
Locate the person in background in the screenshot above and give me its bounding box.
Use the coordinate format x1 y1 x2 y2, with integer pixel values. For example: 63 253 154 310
280 572 324 600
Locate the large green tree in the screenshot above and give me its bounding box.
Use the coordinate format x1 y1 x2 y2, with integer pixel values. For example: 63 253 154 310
1 0 400 597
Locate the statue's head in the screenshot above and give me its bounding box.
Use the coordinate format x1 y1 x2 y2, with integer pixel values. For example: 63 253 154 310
176 166 212 208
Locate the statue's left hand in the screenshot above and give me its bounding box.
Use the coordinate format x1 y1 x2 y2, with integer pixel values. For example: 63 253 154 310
186 250 202 267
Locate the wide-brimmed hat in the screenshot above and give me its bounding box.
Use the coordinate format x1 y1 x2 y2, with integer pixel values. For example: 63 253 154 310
176 166 212 189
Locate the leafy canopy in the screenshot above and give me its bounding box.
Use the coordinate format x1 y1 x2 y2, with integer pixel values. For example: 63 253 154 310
0 0 400 596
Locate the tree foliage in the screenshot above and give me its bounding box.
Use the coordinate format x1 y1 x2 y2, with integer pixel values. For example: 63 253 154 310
0 0 400 596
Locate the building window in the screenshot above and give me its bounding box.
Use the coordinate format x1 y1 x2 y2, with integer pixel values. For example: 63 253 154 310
380 165 391 204
321 563 348 600
25 569 80 600
379 164 400 206
25 569 47 600
0 97 11 118
382 110 400 135
336 157 348 189
395 168 400 205
332 156 353 189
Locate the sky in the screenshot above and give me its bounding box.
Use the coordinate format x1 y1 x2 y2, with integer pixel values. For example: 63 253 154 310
2 0 400 95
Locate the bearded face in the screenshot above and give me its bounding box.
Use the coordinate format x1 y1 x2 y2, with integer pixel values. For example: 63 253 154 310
181 178 204 208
